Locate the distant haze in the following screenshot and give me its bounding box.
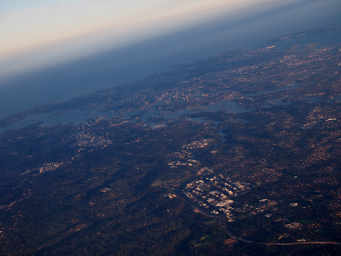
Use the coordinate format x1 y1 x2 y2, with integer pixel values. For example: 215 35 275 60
0 0 293 78
0 0 340 118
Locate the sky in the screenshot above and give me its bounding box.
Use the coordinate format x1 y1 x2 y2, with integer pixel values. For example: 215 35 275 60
0 0 285 78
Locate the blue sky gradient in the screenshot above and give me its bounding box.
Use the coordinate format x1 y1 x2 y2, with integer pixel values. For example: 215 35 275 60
0 0 275 57
1 0 340 78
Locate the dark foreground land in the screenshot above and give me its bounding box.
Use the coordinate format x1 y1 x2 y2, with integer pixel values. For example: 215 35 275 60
1 28 341 255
